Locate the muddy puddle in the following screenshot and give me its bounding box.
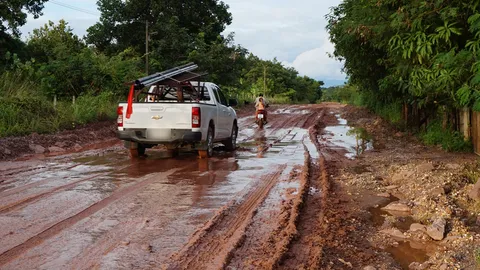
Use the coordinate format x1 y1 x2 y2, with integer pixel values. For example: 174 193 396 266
368 195 437 269
323 114 373 159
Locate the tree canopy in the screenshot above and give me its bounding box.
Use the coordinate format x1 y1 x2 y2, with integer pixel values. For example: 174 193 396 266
327 0 480 111
1 0 324 105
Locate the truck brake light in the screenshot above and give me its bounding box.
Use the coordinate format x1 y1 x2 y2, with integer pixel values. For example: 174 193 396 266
117 106 124 127
192 107 201 128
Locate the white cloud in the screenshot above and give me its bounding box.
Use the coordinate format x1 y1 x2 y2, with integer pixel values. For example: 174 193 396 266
283 41 345 81
223 0 345 82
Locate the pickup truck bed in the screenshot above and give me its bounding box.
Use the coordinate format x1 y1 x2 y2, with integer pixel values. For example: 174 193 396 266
117 81 238 158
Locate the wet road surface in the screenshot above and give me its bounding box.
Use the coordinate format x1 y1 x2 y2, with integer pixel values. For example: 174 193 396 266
0 104 349 269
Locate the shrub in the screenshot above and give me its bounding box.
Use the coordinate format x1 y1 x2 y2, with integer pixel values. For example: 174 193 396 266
421 121 473 152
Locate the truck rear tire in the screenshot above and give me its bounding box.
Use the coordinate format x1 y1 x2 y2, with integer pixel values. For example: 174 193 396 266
224 123 238 151
128 143 146 159
199 126 214 158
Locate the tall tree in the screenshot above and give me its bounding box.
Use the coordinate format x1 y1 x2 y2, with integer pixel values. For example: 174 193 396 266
86 0 232 70
1 0 49 69
0 0 48 36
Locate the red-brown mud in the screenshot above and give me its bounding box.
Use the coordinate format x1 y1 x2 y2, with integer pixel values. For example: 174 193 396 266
1 103 475 269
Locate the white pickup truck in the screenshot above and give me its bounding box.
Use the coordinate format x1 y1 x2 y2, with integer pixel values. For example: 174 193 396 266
116 81 238 158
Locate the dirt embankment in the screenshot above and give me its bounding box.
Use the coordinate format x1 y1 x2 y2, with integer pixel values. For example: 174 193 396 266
0 121 118 161
323 105 480 269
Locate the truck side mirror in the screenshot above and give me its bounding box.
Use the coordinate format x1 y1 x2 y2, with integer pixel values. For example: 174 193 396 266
228 98 238 107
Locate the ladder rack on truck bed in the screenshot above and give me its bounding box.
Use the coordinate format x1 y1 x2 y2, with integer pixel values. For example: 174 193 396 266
125 62 208 104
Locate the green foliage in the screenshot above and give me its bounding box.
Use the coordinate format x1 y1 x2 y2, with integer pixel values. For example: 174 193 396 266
0 91 118 138
321 85 360 105
72 91 118 124
327 0 480 119
0 0 48 36
20 20 144 98
347 127 372 156
463 161 480 184
420 122 473 152
86 0 232 69
347 127 371 142
0 70 38 98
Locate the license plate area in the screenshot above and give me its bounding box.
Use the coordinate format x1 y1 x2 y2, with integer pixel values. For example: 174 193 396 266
258 114 264 119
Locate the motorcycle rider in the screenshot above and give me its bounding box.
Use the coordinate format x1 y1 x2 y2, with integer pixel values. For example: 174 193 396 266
255 93 269 123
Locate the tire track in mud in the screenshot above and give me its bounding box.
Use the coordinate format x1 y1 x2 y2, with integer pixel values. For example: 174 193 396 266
227 143 312 269
239 107 314 143
164 165 287 270
170 107 324 269
244 109 327 269
0 162 135 214
274 108 333 269
238 107 319 159
0 172 105 214
0 167 181 267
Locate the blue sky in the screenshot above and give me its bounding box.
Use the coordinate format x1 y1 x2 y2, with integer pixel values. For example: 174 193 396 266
20 0 346 87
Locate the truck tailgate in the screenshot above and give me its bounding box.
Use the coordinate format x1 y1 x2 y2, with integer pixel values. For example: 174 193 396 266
120 103 192 129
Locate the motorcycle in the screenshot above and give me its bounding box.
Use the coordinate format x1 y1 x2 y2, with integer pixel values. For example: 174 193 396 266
256 108 268 128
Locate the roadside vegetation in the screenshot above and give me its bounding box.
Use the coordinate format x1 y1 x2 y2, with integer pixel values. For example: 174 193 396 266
325 0 480 151
0 0 323 138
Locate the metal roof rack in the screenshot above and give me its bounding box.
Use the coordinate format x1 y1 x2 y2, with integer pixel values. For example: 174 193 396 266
126 62 207 90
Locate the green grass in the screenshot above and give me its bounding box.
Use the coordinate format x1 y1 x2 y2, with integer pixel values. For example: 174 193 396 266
463 161 480 184
0 91 118 138
475 248 480 267
268 96 293 104
372 102 403 125
420 121 473 152
0 71 36 98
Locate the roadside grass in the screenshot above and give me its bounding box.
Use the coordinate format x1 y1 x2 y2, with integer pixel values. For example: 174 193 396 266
0 90 118 138
420 121 472 152
463 161 480 184
372 102 403 125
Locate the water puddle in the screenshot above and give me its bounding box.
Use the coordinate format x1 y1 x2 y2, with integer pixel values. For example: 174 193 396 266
322 114 373 159
272 108 309 115
386 242 430 269
369 196 435 269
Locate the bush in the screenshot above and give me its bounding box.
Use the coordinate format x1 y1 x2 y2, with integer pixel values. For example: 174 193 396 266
421 121 473 152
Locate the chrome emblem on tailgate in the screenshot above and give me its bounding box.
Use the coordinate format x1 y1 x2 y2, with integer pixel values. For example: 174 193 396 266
151 115 163 120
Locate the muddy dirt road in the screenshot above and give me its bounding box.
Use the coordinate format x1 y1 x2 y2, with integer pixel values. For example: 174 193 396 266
3 104 477 270
0 104 344 269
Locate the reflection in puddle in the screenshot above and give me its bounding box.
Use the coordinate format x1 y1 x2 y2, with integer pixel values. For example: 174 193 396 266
386 241 430 269
323 114 373 159
369 196 435 268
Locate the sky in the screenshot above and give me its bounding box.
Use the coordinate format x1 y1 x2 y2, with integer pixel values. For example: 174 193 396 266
20 0 346 87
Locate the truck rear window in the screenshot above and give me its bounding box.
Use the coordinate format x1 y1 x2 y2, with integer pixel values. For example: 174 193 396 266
141 84 210 103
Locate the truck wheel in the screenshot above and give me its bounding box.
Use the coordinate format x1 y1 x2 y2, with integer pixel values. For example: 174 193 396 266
224 123 238 151
199 126 214 158
128 143 146 159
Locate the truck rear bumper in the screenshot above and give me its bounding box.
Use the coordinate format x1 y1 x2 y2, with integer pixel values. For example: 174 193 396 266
117 129 202 144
